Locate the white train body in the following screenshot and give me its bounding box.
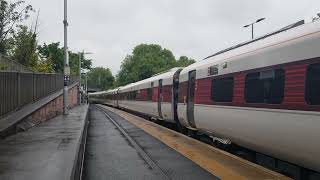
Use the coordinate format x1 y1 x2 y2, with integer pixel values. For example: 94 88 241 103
89 20 320 174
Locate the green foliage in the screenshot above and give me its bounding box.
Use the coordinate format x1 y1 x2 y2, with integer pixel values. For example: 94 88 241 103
12 25 38 68
37 42 64 73
33 59 54 73
38 42 92 74
69 52 92 75
0 62 9 70
176 56 195 67
115 44 195 86
0 0 34 55
0 1 94 74
116 44 177 86
87 67 114 90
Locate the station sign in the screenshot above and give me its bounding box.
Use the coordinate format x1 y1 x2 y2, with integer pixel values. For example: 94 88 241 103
64 75 70 86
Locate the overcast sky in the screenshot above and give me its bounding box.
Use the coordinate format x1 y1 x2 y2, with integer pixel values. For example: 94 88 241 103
26 0 320 74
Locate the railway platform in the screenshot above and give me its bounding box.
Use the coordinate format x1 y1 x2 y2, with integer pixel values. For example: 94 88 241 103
0 103 291 180
0 104 89 180
84 105 290 180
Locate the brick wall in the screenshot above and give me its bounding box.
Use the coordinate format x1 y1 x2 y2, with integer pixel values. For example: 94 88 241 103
29 85 79 125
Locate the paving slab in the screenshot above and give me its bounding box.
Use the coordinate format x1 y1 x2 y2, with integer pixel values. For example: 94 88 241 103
0 104 88 180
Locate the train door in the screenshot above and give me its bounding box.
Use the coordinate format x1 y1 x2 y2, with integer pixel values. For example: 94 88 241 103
187 70 196 128
116 89 119 107
158 79 163 118
113 92 115 106
173 69 183 129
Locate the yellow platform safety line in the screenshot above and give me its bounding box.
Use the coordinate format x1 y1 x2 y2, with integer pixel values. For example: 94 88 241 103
99 105 291 180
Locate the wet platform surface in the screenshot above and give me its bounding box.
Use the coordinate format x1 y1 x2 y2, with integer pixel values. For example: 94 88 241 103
90 105 291 180
83 105 216 180
0 105 88 180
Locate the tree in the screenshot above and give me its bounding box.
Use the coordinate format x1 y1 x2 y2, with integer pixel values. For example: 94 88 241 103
116 44 176 86
34 58 54 73
87 67 114 90
0 0 34 55
37 42 64 73
12 25 38 68
38 42 92 74
69 51 92 75
176 56 195 67
115 44 196 86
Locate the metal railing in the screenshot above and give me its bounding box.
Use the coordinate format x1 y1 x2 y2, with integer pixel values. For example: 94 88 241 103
0 71 79 118
0 55 33 72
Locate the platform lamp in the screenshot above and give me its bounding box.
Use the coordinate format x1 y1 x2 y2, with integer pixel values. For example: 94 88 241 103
81 72 89 104
79 51 92 104
244 18 266 39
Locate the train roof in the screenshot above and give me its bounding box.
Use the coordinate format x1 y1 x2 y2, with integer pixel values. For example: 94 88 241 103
89 88 117 96
119 67 182 92
180 19 320 76
88 91 107 96
107 89 119 93
204 20 305 60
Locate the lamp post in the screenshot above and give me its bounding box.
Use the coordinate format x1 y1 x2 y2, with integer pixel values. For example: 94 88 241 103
79 51 92 104
85 72 88 104
244 18 266 39
81 72 89 104
78 52 82 104
63 0 70 115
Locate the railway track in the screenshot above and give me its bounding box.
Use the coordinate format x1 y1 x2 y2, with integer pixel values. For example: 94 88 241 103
96 105 171 180
83 105 215 180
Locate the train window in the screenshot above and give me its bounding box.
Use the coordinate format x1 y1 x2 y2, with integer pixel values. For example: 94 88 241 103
245 69 285 104
211 77 234 102
147 88 153 101
128 92 132 100
306 63 320 105
133 91 137 100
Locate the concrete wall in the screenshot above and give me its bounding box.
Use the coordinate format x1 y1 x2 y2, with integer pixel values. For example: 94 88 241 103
28 85 79 125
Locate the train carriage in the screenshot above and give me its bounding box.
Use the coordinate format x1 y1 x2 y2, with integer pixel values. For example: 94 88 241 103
177 20 320 172
88 91 107 104
89 89 118 106
117 68 182 123
89 19 320 178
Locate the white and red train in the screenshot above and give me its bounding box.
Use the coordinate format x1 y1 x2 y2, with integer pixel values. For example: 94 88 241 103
89 20 320 178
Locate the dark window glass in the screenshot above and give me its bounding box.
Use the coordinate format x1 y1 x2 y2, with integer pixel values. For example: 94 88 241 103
132 91 137 100
128 92 131 100
129 92 132 100
211 77 234 102
209 65 218 75
147 88 153 101
188 74 196 102
245 69 285 104
306 63 320 105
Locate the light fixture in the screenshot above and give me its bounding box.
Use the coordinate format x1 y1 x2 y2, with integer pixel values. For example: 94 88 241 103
243 18 266 39
256 18 266 23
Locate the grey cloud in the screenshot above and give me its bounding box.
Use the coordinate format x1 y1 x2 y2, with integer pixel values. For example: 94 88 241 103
27 0 320 74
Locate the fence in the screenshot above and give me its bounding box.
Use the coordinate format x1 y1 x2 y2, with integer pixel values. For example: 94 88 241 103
0 71 79 118
0 56 33 72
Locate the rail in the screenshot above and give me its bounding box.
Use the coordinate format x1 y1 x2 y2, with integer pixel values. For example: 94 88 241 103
0 71 78 118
